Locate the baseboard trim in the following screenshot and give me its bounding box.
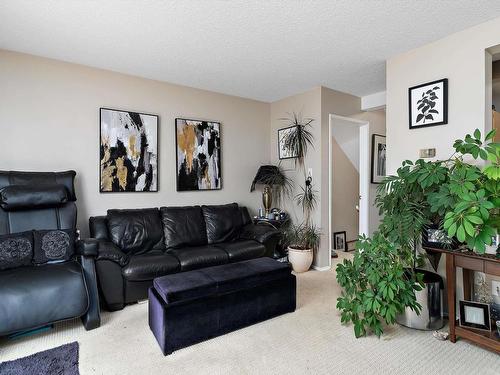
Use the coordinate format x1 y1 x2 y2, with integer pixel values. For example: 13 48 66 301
312 265 331 272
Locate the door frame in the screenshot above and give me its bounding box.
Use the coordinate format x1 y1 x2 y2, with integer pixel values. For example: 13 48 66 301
328 114 370 268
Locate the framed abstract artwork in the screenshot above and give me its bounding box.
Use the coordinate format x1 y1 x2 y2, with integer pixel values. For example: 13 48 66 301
371 134 386 184
278 125 299 160
409 78 448 129
175 118 221 191
100 108 158 192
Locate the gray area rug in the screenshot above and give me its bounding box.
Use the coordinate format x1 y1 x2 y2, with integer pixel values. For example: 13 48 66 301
0 341 79 375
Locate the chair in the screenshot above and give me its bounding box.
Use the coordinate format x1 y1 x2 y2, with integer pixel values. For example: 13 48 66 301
0 170 100 335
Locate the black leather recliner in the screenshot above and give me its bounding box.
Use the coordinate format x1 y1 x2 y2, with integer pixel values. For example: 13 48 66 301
0 171 100 335
89 203 280 311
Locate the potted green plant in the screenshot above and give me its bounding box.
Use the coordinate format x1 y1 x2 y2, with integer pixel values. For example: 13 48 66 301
336 129 500 337
286 176 321 272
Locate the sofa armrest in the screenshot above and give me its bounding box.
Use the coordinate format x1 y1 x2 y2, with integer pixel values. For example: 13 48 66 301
239 224 281 245
96 240 129 267
75 238 99 257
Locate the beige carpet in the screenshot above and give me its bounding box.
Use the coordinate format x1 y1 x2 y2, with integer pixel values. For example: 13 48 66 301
1 253 498 374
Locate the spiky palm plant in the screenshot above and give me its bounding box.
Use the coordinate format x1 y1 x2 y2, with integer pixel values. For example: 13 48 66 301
280 112 315 168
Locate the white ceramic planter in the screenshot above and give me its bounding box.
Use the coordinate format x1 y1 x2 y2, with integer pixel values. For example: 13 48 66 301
288 246 313 273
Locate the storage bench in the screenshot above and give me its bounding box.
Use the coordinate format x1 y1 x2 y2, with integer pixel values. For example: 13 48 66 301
148 257 296 355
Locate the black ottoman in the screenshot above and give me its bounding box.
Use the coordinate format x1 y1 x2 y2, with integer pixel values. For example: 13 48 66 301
148 257 296 355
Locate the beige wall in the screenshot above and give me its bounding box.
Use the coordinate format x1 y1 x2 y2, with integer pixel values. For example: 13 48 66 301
270 87 322 223
0 50 271 236
351 110 386 235
270 87 360 269
331 136 359 242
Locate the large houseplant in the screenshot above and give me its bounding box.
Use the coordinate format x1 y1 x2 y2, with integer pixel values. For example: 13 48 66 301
286 176 321 272
336 129 500 338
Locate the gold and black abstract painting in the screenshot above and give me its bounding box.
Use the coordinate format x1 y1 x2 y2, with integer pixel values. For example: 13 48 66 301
176 118 221 191
100 108 158 192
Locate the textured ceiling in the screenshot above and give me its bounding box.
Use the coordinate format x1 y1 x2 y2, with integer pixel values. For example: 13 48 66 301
1 1 500 102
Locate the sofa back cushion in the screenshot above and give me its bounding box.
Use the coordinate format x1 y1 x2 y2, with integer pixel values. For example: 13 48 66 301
160 206 208 249
0 231 33 270
202 203 243 244
107 208 163 254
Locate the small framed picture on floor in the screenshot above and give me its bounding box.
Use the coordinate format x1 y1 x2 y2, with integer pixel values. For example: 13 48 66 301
333 231 347 252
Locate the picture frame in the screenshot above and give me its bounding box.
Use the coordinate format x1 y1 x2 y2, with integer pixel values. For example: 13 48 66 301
459 300 491 332
99 107 158 193
408 78 448 129
371 134 386 184
278 125 299 160
421 224 459 250
175 118 222 191
333 231 347 252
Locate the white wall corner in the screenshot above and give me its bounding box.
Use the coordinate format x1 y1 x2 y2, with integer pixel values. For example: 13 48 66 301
361 91 386 111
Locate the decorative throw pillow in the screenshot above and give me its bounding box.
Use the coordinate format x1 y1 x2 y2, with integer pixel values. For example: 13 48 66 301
33 229 75 264
0 231 33 270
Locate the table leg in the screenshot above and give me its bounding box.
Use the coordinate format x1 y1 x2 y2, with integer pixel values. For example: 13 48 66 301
446 253 456 343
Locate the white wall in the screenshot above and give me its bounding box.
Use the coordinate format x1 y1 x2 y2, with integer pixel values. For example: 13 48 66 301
385 17 500 312
386 17 500 174
0 50 271 236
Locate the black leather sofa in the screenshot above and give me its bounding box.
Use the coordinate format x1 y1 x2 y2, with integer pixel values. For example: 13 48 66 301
0 171 100 336
89 203 280 311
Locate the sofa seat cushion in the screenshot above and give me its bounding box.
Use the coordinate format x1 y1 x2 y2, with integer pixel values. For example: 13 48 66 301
122 252 180 281
215 240 265 262
167 246 229 272
0 261 88 335
153 257 290 305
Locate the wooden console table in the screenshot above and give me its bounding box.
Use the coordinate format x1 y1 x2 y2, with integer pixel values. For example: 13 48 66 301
424 247 500 353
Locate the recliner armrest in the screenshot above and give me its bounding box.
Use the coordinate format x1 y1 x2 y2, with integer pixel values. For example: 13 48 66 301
96 240 129 267
239 224 281 244
75 238 99 257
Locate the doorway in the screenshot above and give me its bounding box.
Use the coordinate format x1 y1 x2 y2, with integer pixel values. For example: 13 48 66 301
328 114 369 268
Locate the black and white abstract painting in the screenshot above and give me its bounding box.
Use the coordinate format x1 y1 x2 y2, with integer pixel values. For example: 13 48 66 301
278 126 299 160
100 108 158 192
176 118 221 191
409 78 448 129
371 134 386 184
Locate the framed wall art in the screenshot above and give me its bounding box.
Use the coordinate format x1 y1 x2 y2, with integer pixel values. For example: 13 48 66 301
409 78 448 129
175 118 221 191
278 126 299 160
100 108 158 192
371 134 386 184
